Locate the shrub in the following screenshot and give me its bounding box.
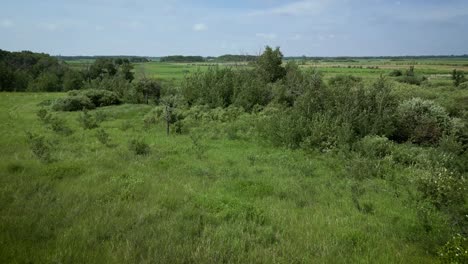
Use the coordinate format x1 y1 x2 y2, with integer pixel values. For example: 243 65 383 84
48 116 73 136
417 168 466 210
26 132 52 163
36 108 51 123
355 135 393 159
96 129 111 146
80 89 121 107
78 110 99 129
438 234 468 264
396 75 426 86
458 81 468 89
52 95 95 111
395 98 452 145
389 69 403 77
129 139 150 156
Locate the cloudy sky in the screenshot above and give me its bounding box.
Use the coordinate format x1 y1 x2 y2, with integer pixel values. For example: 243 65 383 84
1 0 467 56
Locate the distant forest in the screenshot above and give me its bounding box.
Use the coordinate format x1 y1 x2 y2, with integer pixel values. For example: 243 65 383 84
56 54 468 63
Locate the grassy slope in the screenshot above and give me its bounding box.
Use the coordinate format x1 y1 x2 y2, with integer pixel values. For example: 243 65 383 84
0 93 447 263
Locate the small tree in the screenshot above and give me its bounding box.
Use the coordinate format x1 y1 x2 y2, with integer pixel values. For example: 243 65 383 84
452 69 466 87
135 79 162 104
255 46 286 83
160 95 179 135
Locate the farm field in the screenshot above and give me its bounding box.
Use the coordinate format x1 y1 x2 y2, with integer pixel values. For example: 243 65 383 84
65 58 468 83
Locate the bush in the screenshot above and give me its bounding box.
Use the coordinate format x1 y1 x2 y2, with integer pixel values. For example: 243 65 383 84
48 116 73 136
52 95 95 111
355 135 393 159
417 168 466 210
78 110 99 129
396 75 426 86
438 234 468 264
26 132 52 163
80 89 121 107
95 129 111 146
395 98 452 145
388 69 403 77
129 139 151 156
458 81 468 89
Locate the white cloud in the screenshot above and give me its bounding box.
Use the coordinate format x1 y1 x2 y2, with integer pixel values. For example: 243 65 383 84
1 19 13 28
249 0 331 16
256 33 277 39
193 23 207 31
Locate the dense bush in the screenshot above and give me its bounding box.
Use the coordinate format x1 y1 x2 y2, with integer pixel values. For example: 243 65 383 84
52 95 95 111
78 110 99 129
79 89 121 107
129 139 151 155
354 135 394 159
394 98 452 145
26 132 53 163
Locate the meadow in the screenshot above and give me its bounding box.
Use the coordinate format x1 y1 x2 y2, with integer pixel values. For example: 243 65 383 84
0 92 451 263
1 51 467 263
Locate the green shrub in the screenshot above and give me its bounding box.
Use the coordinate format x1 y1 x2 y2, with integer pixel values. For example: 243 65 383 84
355 135 393 159
396 75 426 86
458 81 468 89
52 95 95 111
80 89 121 107
438 234 468 264
48 116 73 136
95 129 111 146
26 132 52 163
417 168 466 210
344 155 392 180
395 98 452 145
389 69 403 77
78 110 99 129
36 108 51 123
129 139 150 156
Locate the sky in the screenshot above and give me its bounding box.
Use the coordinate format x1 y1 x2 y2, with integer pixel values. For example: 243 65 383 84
0 0 467 56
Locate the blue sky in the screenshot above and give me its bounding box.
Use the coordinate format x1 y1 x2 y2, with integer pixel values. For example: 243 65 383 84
1 0 467 56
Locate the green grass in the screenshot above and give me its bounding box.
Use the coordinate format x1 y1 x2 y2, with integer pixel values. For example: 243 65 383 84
65 58 468 83
0 92 451 263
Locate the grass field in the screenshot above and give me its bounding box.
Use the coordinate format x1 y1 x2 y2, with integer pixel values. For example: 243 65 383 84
65 58 468 83
0 92 452 263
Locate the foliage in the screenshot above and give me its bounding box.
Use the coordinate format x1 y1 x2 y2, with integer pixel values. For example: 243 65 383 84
134 78 162 104
452 69 466 87
77 109 99 129
74 89 121 107
52 95 95 111
25 132 52 163
255 46 286 83
438 234 468 264
394 98 452 145
95 129 111 146
28 72 61 92
129 138 151 155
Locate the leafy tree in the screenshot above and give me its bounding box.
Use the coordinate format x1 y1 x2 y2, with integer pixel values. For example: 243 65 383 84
62 70 84 91
452 69 466 87
28 72 60 92
135 79 162 104
255 46 286 83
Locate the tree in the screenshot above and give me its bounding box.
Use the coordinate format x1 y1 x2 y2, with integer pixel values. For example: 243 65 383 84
28 72 60 92
452 69 466 87
135 79 161 104
62 70 84 91
119 60 134 82
255 46 286 83
87 58 117 80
